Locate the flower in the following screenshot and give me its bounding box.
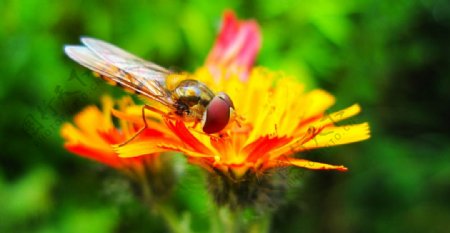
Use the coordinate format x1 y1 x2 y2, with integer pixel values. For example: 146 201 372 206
61 96 176 195
112 11 370 207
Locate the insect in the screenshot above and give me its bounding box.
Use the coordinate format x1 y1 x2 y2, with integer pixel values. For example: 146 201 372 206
64 37 236 141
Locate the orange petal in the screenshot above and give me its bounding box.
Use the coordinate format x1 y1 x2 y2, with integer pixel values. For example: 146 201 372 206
61 122 108 151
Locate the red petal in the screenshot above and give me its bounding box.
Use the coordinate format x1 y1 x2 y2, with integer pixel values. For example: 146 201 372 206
164 119 213 155
243 136 292 162
65 143 122 169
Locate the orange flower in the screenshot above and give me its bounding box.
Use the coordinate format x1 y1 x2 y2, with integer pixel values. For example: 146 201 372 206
61 96 177 191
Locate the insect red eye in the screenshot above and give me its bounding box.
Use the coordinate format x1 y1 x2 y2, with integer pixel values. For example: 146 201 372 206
202 95 232 134
216 92 235 109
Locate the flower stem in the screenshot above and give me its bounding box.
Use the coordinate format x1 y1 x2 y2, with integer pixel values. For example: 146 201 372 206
155 203 190 233
139 169 191 233
218 207 271 233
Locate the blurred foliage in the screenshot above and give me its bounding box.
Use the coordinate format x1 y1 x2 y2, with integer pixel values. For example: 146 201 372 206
1 0 450 232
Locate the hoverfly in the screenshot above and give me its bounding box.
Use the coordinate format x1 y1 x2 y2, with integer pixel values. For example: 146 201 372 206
64 37 235 141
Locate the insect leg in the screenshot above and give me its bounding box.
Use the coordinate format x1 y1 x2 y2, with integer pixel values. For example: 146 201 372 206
191 120 199 129
117 105 167 147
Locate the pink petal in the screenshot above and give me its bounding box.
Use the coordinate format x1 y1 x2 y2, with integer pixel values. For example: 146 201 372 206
206 10 261 81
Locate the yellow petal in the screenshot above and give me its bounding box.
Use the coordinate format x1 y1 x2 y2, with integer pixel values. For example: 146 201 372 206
74 106 108 135
272 158 347 171
301 122 371 150
100 95 114 129
115 140 174 157
301 89 336 119
310 104 362 129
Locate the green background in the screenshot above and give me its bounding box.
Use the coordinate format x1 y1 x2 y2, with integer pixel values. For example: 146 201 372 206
1 0 449 232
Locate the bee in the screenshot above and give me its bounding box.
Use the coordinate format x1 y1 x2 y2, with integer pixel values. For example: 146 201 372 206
64 37 235 141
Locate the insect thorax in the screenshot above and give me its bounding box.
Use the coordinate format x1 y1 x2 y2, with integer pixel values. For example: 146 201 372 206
172 80 215 121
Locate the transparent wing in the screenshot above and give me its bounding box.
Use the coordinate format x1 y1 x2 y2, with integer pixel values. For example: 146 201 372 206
81 37 170 83
64 45 176 108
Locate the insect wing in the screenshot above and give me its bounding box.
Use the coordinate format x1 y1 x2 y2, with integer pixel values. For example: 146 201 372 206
64 45 176 108
81 37 169 72
81 37 170 87
80 37 176 107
